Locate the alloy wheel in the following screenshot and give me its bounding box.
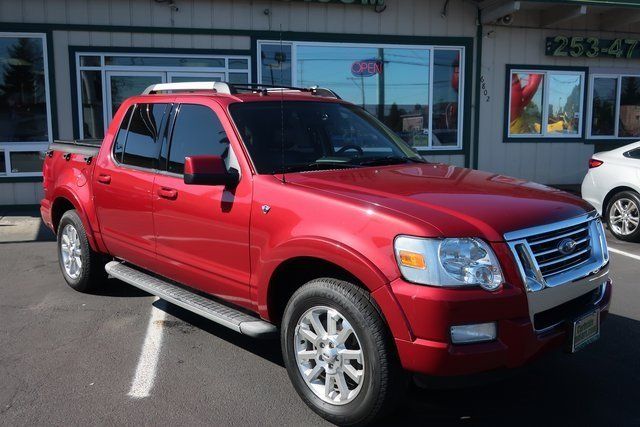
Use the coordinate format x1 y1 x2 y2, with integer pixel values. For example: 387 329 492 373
294 305 365 405
60 224 83 279
610 198 640 236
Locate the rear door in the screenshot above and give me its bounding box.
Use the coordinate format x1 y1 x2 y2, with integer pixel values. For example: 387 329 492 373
93 102 170 269
153 101 253 308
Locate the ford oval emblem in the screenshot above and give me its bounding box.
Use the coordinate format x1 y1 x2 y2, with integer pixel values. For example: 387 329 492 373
558 238 577 255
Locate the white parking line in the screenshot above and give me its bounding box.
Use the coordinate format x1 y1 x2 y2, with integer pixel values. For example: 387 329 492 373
609 247 640 261
128 297 166 399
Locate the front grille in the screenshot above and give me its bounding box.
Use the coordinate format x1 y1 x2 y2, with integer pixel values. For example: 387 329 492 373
525 222 592 280
533 285 603 331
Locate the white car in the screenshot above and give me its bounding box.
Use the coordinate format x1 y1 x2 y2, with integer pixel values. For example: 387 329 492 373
582 141 640 242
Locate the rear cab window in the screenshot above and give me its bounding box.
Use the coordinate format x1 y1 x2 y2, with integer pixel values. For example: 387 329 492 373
113 103 170 169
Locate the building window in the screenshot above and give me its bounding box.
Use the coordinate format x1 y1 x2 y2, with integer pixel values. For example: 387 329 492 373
76 52 251 139
507 68 585 139
9 151 42 173
620 77 640 137
257 41 465 151
588 74 640 139
0 33 52 177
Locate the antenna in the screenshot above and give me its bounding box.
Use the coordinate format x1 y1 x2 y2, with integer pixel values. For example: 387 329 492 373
279 25 286 184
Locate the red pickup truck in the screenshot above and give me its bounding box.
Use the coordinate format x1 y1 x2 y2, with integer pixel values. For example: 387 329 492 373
41 82 611 425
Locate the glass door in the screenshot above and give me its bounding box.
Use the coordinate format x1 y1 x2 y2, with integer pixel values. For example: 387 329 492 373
105 71 165 120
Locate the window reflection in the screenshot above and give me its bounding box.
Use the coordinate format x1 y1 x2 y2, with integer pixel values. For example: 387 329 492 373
80 70 104 139
105 56 225 68
261 44 292 86
432 50 460 146
109 75 163 117
509 72 544 135
383 48 430 149
0 36 48 143
229 72 249 84
619 76 640 137
547 74 582 135
10 151 42 173
121 104 167 169
297 45 379 114
295 45 435 149
591 77 616 136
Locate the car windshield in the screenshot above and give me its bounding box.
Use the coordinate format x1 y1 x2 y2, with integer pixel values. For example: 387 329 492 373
229 101 425 174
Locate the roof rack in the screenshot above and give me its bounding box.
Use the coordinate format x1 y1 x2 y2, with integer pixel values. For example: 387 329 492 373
141 81 340 99
142 81 232 95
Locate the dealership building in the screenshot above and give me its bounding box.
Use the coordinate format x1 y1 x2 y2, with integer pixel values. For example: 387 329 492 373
1 0 640 206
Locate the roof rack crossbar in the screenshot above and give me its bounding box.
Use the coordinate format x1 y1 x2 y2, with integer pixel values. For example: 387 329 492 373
141 81 340 99
142 81 232 95
229 83 340 99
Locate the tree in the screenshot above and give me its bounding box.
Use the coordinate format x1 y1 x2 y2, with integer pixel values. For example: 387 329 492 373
0 38 42 107
621 77 640 106
385 102 402 131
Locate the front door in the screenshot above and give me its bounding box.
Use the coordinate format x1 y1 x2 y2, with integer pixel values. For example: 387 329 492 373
153 101 253 309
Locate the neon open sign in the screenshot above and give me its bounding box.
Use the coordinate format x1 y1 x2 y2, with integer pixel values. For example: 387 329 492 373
351 59 383 77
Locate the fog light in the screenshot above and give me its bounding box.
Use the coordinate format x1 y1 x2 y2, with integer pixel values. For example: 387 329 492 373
450 322 497 344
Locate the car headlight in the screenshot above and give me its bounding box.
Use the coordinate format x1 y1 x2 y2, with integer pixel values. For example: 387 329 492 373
394 236 503 291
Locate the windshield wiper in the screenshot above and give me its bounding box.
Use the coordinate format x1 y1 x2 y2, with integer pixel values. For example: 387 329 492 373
355 156 426 166
280 161 363 174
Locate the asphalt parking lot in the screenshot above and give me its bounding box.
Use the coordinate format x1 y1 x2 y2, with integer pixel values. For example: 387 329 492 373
1 209 639 426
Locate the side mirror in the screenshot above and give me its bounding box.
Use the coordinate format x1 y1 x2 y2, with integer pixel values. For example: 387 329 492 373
184 155 239 187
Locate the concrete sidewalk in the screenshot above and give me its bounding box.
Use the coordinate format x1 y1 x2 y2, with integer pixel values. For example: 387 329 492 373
0 208 55 244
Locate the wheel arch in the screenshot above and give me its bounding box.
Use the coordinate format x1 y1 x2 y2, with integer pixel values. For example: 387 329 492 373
257 238 413 341
266 256 365 325
51 190 99 252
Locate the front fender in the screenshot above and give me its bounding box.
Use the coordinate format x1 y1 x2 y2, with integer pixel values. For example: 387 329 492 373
254 236 413 341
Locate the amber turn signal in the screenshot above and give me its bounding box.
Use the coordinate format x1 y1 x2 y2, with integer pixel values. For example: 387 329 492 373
398 250 426 269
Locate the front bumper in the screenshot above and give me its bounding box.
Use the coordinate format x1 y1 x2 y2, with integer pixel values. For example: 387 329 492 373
391 277 612 377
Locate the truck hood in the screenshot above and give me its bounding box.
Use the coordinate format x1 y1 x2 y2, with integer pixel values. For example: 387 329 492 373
286 163 594 241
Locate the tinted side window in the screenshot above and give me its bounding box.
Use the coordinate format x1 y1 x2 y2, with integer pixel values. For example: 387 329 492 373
113 106 133 163
168 104 229 174
624 148 640 159
122 103 168 169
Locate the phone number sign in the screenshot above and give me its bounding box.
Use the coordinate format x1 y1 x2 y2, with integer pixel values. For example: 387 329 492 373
546 36 640 59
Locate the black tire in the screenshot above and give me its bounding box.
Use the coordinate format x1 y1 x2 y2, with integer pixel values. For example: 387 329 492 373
57 209 107 292
606 191 640 242
281 278 406 426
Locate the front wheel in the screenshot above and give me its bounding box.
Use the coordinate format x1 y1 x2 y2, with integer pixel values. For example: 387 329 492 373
606 191 640 242
281 278 405 426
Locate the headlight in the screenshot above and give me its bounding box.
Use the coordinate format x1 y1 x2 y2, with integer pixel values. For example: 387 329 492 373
394 236 503 291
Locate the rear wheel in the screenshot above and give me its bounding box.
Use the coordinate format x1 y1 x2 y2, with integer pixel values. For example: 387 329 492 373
281 278 405 426
606 191 640 242
57 210 107 292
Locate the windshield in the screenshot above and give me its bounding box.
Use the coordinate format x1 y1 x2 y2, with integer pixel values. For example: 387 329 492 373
229 101 425 174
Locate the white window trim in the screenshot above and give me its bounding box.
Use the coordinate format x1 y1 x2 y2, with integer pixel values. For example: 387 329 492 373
256 40 465 151
587 73 640 140
0 32 52 177
76 51 251 139
507 69 585 139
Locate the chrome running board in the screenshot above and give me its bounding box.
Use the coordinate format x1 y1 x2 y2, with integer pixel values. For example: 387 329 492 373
105 261 277 338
